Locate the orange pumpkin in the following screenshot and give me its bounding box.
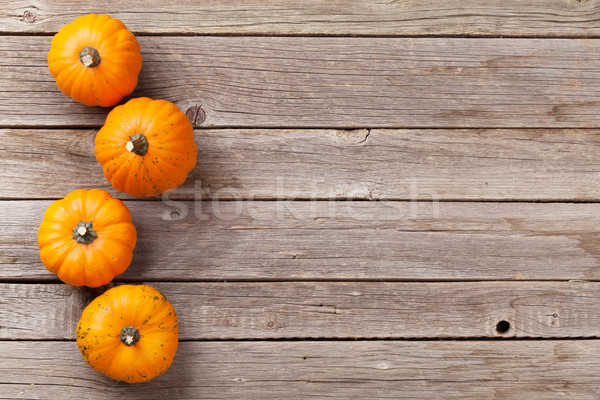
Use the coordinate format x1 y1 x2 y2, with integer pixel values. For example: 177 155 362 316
95 97 197 197
48 14 142 107
76 284 179 383
37 189 137 287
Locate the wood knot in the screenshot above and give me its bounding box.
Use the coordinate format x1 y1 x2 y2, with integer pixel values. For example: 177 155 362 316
186 105 206 126
21 8 38 23
570 0 590 5
331 129 370 145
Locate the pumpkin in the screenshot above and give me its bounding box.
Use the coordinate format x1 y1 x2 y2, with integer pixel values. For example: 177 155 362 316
48 14 142 107
37 188 137 287
76 284 179 383
95 97 197 197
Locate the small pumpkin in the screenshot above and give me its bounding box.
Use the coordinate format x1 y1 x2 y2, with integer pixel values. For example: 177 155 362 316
48 14 142 107
76 284 179 383
95 97 197 197
37 188 137 287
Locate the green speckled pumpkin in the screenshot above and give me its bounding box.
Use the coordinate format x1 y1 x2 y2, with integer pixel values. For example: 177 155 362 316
94 97 197 197
76 284 179 383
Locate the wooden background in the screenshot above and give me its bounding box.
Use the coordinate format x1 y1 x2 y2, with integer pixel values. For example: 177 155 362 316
2 0 600 398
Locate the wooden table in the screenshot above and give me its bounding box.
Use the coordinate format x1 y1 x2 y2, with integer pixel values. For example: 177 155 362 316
2 1 600 398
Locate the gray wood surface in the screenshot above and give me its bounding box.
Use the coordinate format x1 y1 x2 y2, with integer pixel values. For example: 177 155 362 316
4 37 600 128
2 3 599 397
2 0 600 36
2 282 599 340
3 128 600 201
5 200 600 281
2 340 600 399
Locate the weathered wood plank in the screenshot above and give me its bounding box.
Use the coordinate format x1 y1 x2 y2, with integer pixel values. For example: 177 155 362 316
3 37 600 128
1 340 599 399
3 201 600 281
3 128 600 201
2 282 599 340
2 0 600 36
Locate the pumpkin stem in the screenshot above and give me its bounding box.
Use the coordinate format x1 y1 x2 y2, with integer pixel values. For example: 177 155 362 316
79 47 101 68
72 221 98 245
126 133 149 156
120 326 140 346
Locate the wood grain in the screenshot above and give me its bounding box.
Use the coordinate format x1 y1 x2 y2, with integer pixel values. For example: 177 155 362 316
3 128 600 201
5 200 600 281
2 340 600 399
2 282 599 340
3 37 600 128
2 0 600 36
3 2 600 397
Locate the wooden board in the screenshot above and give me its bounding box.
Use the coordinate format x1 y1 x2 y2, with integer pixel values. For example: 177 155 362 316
2 282 599 340
3 0 600 37
2 340 600 399
4 37 600 128
5 200 600 281
3 3 600 397
3 128 600 201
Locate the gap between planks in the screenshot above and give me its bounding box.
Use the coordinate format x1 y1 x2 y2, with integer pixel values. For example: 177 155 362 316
7 33 600 39
5 337 600 342
1 278 598 284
